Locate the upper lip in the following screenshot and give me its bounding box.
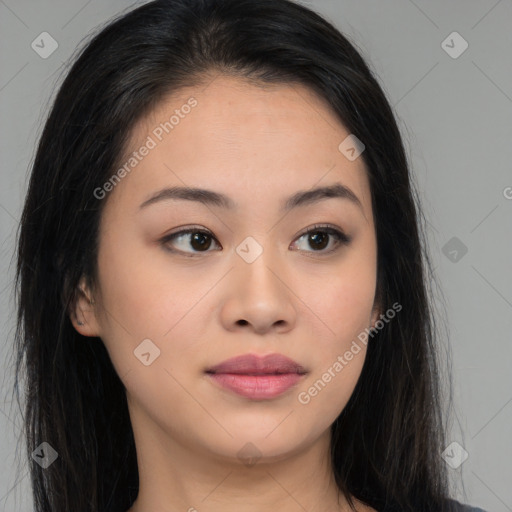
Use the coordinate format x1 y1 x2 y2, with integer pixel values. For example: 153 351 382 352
206 353 307 375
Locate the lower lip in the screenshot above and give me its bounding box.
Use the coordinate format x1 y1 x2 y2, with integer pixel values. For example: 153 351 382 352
207 372 305 400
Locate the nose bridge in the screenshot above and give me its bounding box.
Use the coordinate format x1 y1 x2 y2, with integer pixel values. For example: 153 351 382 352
234 234 283 295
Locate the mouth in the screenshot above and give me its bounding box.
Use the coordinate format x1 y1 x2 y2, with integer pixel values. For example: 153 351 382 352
205 352 307 375
205 353 308 400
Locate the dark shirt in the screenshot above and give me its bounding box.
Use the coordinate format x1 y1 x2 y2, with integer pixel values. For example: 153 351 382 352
379 499 488 511
450 499 487 512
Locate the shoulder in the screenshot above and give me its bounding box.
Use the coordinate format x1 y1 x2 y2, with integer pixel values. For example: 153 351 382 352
354 498 487 512
447 498 488 512
375 499 488 512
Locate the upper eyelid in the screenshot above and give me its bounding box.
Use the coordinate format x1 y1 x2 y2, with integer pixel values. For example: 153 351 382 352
163 224 346 240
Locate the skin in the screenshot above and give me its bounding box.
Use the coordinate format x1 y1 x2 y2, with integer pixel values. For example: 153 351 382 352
72 74 380 512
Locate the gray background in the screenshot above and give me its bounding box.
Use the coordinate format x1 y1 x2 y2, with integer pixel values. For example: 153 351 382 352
1 1 511 511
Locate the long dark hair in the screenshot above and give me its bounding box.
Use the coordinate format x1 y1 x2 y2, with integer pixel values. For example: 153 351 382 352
11 0 459 510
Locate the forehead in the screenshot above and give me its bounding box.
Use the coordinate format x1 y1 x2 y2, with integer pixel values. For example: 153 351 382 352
107 74 372 220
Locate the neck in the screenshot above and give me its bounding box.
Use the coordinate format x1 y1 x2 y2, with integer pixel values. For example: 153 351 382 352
125 410 355 512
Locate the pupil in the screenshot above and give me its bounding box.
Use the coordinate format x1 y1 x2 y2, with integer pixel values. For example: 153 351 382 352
191 232 211 251
310 232 328 250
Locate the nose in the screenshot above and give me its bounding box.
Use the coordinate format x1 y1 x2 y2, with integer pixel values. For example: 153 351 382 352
219 245 297 335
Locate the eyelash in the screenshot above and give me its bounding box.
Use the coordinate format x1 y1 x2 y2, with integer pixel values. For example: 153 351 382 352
159 224 351 258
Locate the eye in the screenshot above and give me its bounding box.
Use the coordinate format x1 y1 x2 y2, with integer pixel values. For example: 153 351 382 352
290 224 351 255
160 224 351 257
160 227 221 256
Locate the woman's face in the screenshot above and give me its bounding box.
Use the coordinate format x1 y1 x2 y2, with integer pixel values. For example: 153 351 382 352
74 74 380 466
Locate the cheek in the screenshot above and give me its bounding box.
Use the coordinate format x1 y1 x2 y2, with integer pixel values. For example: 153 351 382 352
96 231 186 333
93 235 167 370
310 264 377 344
297 277 371 419
295 257 375 409
301 348 366 428
94 232 217 378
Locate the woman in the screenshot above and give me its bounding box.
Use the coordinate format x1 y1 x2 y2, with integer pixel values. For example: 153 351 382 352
12 0 487 511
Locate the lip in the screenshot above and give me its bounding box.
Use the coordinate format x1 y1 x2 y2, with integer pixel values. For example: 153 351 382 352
206 353 307 375
205 353 308 400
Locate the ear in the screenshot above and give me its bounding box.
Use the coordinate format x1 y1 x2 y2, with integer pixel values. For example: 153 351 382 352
369 298 382 330
69 276 101 337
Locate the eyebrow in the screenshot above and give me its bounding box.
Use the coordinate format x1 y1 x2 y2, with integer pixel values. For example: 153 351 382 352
139 183 363 213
